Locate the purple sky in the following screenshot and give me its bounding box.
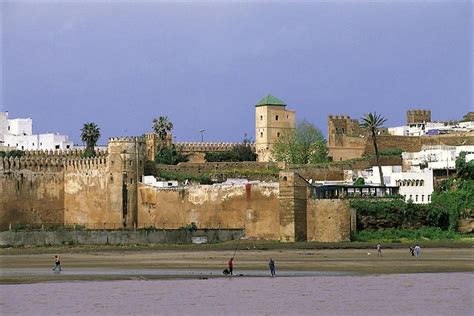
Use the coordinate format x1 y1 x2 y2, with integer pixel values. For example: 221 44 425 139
1 0 472 145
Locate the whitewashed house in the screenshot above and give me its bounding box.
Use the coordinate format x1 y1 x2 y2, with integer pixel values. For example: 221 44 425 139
0 111 73 151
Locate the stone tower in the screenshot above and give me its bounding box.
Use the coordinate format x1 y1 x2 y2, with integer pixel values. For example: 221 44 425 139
407 110 431 125
107 137 146 228
255 94 296 162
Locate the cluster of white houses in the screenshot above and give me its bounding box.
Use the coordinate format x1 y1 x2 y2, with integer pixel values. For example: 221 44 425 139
0 112 73 151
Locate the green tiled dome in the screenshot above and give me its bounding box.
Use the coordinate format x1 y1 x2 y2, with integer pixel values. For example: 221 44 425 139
255 94 286 107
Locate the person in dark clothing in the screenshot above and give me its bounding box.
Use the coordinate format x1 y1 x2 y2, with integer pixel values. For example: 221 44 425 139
228 258 234 276
269 258 276 277
409 246 415 256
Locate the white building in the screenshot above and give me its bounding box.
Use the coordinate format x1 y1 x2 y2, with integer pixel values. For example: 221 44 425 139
364 165 433 204
402 145 474 171
0 112 73 151
388 121 474 136
142 176 178 188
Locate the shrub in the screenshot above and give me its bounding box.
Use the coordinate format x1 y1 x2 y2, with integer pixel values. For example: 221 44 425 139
81 148 96 158
155 144 189 165
351 227 464 242
181 222 198 232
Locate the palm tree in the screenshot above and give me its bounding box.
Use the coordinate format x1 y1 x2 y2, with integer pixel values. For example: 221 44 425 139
153 116 173 141
360 112 387 186
80 122 101 153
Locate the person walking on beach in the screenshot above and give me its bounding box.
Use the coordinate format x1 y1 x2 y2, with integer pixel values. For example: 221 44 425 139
269 258 276 277
409 246 415 256
228 258 234 276
52 255 61 271
414 244 421 257
377 243 382 257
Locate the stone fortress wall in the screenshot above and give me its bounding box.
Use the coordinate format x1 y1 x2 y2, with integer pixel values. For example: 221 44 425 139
4 103 472 242
328 113 474 161
0 142 354 242
407 109 431 124
0 137 146 230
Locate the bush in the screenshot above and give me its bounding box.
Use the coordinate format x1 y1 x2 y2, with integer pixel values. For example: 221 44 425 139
205 151 240 162
181 222 198 232
81 148 96 158
350 199 430 230
353 177 365 186
351 227 464 242
155 145 189 165
429 180 473 231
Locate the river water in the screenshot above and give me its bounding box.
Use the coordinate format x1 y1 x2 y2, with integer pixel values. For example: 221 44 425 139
1 272 472 315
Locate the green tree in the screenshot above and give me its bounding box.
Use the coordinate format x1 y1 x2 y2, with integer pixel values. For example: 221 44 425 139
271 120 328 164
153 116 173 141
360 112 387 186
455 151 474 180
80 122 101 156
205 134 257 162
233 134 257 161
155 144 189 165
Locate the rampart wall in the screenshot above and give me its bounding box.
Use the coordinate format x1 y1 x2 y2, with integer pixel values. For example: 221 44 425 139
138 182 280 239
0 156 65 229
307 199 352 242
1 137 146 230
63 158 115 228
0 229 243 247
329 133 474 161
151 161 280 177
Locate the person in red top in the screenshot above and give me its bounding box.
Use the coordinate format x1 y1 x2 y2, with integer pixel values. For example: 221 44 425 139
228 258 234 276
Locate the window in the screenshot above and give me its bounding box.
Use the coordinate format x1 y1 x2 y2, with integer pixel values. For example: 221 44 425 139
32 143 34 146
409 195 412 201
40 142 42 146
428 195 431 202
260 115 263 120
260 132 263 138
66 145 70 149
421 195 424 202
7 126 10 130
415 195 418 202
275 115 279 121
21 146 24 149
277 132 280 137
55 145 60 149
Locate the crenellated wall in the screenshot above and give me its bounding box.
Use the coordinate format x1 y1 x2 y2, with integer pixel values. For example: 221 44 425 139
63 157 113 228
0 156 65 229
0 136 146 230
1 143 353 242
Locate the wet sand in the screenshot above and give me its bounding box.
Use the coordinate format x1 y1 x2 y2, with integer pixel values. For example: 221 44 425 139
1 248 472 283
1 273 472 315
